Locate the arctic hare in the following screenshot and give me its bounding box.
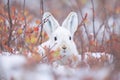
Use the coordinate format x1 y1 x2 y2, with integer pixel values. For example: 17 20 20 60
38 12 79 58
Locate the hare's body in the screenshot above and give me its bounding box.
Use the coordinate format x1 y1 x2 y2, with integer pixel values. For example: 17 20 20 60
38 12 79 59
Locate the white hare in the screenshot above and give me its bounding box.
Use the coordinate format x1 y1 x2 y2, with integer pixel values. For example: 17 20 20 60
38 12 79 58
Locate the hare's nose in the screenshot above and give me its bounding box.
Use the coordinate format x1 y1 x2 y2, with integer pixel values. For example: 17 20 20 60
62 45 67 50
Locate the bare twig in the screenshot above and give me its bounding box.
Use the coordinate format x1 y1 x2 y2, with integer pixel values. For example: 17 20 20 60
7 0 13 47
95 22 104 38
91 0 96 41
75 0 90 53
0 37 3 51
103 19 113 53
23 0 27 42
11 14 50 46
36 15 50 45
11 34 22 42
101 26 106 47
39 43 57 62
79 10 90 51
9 0 27 45
37 0 44 44
79 10 89 41
0 13 9 21
78 13 87 27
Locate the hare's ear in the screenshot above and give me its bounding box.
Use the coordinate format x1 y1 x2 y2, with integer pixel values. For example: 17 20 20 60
43 12 59 37
62 12 78 36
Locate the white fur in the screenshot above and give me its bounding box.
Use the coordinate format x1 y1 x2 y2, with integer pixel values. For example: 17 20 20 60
38 12 79 57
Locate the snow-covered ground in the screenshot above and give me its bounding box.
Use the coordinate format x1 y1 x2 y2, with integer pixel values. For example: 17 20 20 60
0 52 114 80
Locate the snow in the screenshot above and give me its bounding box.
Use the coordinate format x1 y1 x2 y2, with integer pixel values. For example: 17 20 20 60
108 17 114 27
0 52 11 56
92 52 103 58
0 51 114 80
0 55 26 69
54 65 76 76
0 54 26 80
84 52 113 59
95 68 110 80
23 64 54 80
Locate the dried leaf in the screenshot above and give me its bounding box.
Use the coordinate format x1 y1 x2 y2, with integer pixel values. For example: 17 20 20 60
35 20 41 25
34 27 39 32
17 28 23 34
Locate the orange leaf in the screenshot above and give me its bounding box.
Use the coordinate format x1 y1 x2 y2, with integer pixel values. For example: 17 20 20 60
17 28 23 34
26 27 33 33
12 7 16 12
35 20 41 24
31 53 41 62
90 40 97 46
0 17 4 23
12 15 15 19
116 7 120 14
27 15 33 22
20 17 24 21
24 10 29 16
34 27 39 31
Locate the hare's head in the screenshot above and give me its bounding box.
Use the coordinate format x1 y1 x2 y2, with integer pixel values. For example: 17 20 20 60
42 12 78 55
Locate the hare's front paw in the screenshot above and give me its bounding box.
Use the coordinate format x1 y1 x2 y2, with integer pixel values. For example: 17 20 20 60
38 46 45 56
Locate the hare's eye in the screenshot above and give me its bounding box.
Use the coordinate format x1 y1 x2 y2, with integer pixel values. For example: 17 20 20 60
69 36 71 40
54 36 57 41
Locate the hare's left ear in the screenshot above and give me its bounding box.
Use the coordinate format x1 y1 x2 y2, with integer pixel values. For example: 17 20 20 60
62 12 78 36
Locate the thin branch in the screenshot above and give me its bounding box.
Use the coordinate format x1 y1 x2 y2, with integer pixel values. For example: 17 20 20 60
101 26 106 47
91 0 96 41
0 13 9 21
10 0 27 45
78 13 87 27
38 15 50 27
0 40 3 51
79 10 90 51
23 0 27 42
79 10 89 41
39 43 57 62
7 0 13 47
11 34 22 42
95 22 104 38
37 0 44 44
75 0 90 53
104 21 111 35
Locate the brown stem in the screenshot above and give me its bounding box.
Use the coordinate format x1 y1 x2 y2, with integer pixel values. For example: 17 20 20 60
91 0 96 41
37 0 44 44
0 36 3 51
0 13 9 21
23 0 27 42
104 21 112 52
95 22 104 38
101 26 106 47
7 0 13 47
79 10 90 51
79 11 89 41
75 0 90 53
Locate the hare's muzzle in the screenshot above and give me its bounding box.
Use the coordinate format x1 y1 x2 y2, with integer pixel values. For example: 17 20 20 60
62 45 67 50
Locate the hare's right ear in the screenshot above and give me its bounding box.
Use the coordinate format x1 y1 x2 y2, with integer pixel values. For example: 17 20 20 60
62 12 78 36
42 12 59 37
